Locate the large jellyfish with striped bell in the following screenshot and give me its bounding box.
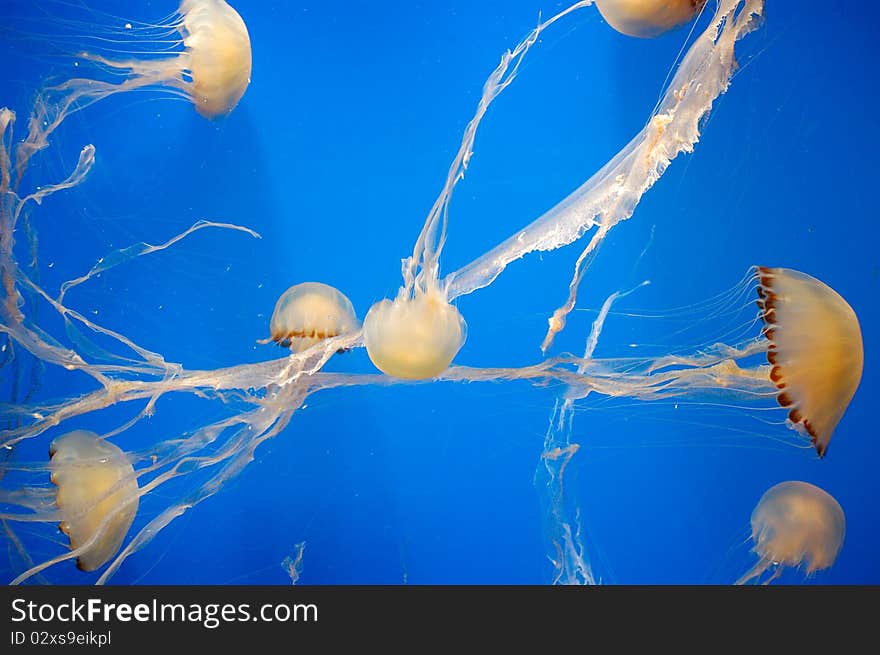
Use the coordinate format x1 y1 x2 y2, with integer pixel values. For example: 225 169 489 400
756 267 864 456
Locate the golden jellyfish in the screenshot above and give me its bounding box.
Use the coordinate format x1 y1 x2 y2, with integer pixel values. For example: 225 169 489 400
737 481 845 584
594 0 706 38
60 0 252 119
362 285 467 380
756 267 864 457
49 431 140 572
266 282 360 352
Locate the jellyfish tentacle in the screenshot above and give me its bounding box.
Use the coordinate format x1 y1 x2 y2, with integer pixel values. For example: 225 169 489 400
58 220 260 304
734 557 768 585
445 0 764 301
406 0 595 295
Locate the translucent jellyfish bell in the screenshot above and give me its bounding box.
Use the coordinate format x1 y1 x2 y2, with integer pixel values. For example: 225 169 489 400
363 286 467 380
756 267 864 456
737 481 845 584
595 0 706 38
75 0 252 119
49 431 139 572
267 282 360 352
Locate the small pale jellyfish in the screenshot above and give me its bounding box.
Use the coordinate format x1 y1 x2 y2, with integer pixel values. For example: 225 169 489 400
756 267 864 456
72 0 252 119
595 0 707 38
266 282 360 352
49 431 139 572
737 481 845 584
363 285 467 380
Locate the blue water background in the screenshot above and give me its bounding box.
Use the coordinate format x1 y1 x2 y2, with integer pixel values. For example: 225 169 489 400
1 0 877 584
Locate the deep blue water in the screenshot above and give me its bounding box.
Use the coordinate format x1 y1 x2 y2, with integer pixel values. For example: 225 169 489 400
1 0 877 584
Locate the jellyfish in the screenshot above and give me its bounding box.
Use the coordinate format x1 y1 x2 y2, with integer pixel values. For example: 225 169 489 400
737 481 845 584
265 282 360 352
74 0 253 119
595 0 707 38
49 431 140 572
756 267 864 457
362 1 595 380
6 1 252 184
363 285 467 380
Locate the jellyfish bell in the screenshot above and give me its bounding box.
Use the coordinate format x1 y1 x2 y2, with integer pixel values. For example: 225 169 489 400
737 481 845 584
175 0 253 118
594 0 706 38
363 285 467 380
266 282 360 352
49 430 139 572
756 267 864 456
